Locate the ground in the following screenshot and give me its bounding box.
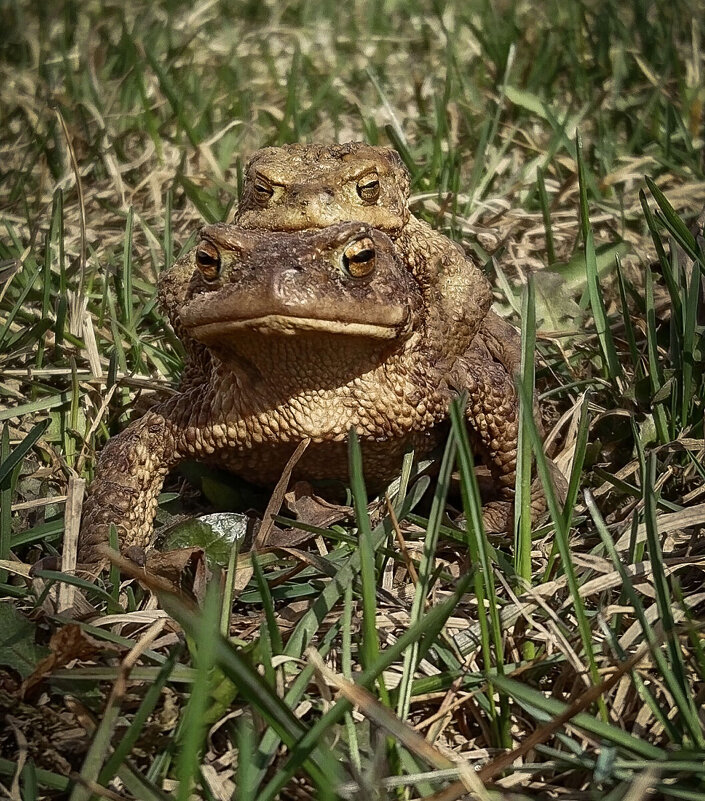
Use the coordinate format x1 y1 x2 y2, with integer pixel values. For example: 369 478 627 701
0 1 704 799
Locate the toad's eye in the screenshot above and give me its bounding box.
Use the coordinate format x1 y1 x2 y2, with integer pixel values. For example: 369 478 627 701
356 172 380 203
195 241 221 282
342 236 376 278
253 175 274 204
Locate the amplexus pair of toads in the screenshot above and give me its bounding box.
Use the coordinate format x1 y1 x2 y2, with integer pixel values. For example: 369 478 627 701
78 142 540 566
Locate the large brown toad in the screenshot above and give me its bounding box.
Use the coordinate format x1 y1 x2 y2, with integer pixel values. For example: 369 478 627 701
78 220 528 564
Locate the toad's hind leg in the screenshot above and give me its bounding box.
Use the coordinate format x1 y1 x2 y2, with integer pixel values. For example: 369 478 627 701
450 318 545 533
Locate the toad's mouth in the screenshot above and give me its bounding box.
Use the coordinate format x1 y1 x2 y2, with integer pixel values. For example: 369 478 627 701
182 294 411 344
190 315 404 341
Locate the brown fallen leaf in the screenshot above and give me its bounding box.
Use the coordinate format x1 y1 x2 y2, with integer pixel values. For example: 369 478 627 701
285 480 352 527
253 439 311 550
264 526 319 549
98 547 205 613
28 556 62 576
142 547 211 604
264 481 353 548
21 624 104 697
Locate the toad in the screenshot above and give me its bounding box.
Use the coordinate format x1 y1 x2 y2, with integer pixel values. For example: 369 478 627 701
78 221 530 564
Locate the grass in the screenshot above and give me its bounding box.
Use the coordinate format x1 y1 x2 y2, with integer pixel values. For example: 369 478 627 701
1 0 705 798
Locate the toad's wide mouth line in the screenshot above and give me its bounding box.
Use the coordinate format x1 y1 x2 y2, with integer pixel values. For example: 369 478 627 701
188 314 404 341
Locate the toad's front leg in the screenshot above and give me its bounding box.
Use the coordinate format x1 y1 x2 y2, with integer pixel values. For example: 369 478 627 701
78 397 198 567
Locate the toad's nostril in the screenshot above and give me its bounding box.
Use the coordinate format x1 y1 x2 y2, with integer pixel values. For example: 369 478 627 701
272 268 302 302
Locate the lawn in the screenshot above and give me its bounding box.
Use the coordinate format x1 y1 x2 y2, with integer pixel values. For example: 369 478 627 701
1 1 704 799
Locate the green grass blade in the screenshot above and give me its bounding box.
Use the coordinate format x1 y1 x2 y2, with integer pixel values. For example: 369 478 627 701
33 570 124 614
0 393 71 423
396 429 456 721
235 718 257 801
176 585 220 801
640 188 684 326
347 430 382 681
160 594 340 791
0 262 42 352
491 674 665 760
0 419 50 487
258 574 473 801
642 452 704 746
450 397 510 747
537 166 556 265
342 582 361 773
561 393 591 528
643 261 671 443
515 279 537 602
515 379 607 720
576 132 622 383
681 256 699 426
21 759 38 801
0 759 68 793
644 176 701 266
0 426 12 584
251 552 284 656
98 646 183 787
614 254 641 372
586 489 701 746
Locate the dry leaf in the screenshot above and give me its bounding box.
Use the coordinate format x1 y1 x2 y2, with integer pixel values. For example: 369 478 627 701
21 625 102 696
